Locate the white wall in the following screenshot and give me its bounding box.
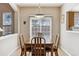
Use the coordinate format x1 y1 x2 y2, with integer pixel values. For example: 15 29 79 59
60 3 79 56
0 34 18 56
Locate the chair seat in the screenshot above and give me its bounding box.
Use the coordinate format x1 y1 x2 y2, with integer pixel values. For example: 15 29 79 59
45 47 51 51
32 49 45 56
26 47 31 51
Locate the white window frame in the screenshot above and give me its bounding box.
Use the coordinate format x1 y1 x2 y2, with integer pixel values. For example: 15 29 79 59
30 15 52 43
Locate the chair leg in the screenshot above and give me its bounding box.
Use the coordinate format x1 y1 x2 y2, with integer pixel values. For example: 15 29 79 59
24 51 26 56
20 48 26 56
20 51 23 56
20 51 26 56
54 49 58 56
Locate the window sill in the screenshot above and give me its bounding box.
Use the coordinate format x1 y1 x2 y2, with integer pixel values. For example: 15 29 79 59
66 30 79 33
0 33 18 41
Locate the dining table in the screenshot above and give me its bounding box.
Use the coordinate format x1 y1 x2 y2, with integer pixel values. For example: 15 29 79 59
24 42 53 56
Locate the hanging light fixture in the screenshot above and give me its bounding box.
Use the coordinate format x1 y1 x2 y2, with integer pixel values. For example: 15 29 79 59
35 3 45 18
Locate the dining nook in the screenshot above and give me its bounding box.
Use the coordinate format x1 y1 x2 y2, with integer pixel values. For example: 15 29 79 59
1 3 76 56
19 33 60 56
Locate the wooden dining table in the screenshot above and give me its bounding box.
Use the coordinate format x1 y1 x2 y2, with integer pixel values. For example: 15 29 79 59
25 43 53 56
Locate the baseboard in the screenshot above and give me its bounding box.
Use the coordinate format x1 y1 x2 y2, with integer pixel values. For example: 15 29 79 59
8 46 19 56
60 46 72 56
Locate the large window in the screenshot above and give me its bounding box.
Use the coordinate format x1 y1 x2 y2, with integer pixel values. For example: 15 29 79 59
67 12 79 31
30 16 52 43
2 12 14 35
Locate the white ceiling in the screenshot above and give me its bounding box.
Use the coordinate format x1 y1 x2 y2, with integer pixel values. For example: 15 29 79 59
16 3 63 7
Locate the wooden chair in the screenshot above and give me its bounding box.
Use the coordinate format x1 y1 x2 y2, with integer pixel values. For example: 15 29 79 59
37 32 53 56
19 34 26 56
31 37 46 56
53 34 60 56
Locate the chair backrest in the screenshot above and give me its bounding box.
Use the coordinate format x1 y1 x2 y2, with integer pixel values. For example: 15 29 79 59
54 34 60 49
37 32 43 37
19 34 25 49
31 37 46 56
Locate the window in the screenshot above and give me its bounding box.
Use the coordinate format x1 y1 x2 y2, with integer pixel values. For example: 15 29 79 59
67 12 79 31
30 16 52 43
2 12 13 35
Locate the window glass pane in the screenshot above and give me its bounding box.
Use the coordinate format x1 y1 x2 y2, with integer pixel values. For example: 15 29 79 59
41 17 51 43
32 19 40 37
3 25 12 35
74 13 79 27
2 12 13 36
30 16 52 43
3 12 12 25
41 19 50 26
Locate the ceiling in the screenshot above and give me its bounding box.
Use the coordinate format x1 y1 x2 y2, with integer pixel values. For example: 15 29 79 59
16 3 63 7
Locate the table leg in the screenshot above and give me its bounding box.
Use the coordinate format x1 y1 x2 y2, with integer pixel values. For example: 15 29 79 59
51 45 53 56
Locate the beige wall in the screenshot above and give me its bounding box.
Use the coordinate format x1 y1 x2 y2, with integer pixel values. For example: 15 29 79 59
20 7 60 42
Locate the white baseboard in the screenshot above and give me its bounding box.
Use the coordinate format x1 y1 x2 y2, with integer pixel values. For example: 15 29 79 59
60 46 72 56
8 46 19 56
